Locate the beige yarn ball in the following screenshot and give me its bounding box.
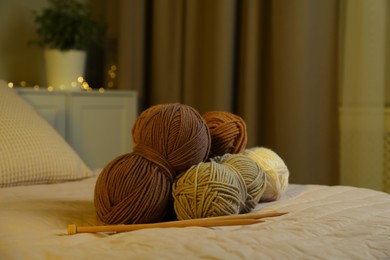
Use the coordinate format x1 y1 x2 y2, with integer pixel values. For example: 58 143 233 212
172 160 247 220
244 147 289 202
215 153 266 213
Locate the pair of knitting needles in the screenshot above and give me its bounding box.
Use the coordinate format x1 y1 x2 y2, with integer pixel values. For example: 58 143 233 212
67 211 287 235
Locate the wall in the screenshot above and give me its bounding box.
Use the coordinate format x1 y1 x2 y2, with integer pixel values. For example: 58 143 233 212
0 0 47 85
0 0 107 88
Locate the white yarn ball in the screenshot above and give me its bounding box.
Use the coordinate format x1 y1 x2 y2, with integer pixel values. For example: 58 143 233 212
244 147 289 202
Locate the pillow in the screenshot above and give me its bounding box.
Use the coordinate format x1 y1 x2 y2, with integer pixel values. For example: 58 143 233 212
0 80 93 188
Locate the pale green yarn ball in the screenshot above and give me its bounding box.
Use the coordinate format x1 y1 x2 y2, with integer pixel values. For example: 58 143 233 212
244 147 289 202
172 160 247 220
214 153 266 213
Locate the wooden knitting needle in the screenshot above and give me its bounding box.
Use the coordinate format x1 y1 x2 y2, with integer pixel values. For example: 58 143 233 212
199 210 287 221
68 211 287 235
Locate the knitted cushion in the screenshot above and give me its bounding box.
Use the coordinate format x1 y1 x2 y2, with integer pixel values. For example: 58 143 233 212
0 80 92 187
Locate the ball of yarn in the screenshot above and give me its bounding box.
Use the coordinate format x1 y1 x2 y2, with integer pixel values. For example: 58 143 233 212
244 147 289 202
94 103 211 224
94 153 172 224
172 159 248 220
217 153 266 213
203 111 247 158
132 103 211 172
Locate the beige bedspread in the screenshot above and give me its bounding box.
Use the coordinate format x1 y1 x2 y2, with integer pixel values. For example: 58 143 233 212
1 176 390 259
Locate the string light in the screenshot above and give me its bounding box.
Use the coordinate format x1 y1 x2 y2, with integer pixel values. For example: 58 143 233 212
81 81 90 90
107 64 117 89
6 64 118 93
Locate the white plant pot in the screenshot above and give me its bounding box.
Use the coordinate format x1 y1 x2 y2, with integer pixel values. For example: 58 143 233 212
44 49 87 91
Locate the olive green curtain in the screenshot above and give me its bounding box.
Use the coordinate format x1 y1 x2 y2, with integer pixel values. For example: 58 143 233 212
339 0 388 192
113 0 340 185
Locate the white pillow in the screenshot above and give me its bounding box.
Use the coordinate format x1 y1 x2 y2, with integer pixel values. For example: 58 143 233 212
0 80 93 187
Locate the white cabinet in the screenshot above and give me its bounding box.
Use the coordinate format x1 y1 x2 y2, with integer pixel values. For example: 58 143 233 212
16 88 137 169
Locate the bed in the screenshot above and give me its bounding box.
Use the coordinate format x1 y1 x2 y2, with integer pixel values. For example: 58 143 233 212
1 177 390 259
1 80 390 259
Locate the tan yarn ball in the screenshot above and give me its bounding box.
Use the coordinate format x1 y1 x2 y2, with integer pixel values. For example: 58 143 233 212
245 147 289 202
217 153 266 213
94 103 211 224
203 111 247 158
172 160 247 220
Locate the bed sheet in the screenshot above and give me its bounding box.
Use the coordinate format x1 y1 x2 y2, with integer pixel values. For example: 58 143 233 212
1 177 390 259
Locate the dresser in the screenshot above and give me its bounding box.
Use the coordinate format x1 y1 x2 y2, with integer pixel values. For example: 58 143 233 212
16 88 138 169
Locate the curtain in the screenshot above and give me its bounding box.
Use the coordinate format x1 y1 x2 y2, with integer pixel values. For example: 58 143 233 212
112 0 340 186
339 0 387 191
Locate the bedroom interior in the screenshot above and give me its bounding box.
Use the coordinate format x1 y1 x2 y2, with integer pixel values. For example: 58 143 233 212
1 0 390 258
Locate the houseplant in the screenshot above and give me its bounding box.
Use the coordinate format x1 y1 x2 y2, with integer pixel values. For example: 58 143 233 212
31 0 103 90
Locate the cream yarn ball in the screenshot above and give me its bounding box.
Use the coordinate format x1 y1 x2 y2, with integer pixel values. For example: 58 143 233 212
244 147 289 202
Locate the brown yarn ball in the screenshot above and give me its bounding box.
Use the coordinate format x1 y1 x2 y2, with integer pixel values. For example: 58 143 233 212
94 103 211 224
203 111 247 158
133 103 211 172
94 153 172 224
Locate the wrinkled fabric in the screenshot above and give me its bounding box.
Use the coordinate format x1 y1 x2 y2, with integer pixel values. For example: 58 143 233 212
1 177 390 259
